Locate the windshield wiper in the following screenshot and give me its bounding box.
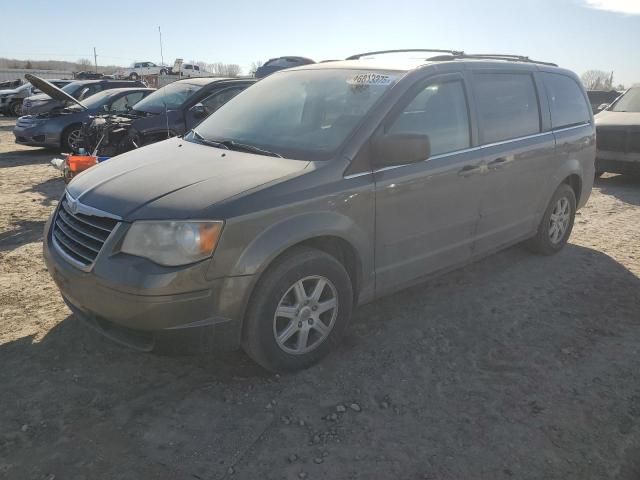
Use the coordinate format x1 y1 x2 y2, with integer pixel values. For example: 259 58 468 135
220 140 283 158
192 130 229 149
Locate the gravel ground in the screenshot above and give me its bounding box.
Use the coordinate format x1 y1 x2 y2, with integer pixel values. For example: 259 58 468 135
1 116 640 480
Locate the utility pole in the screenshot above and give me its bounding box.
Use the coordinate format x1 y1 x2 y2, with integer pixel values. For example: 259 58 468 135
158 26 164 66
93 47 98 73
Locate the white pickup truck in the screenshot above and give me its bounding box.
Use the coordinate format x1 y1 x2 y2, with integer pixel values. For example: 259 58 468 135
117 60 210 80
117 62 170 80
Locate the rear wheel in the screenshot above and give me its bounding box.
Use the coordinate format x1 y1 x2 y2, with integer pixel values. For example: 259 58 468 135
242 246 353 372
61 124 83 152
9 101 22 117
526 184 576 255
159 68 167 75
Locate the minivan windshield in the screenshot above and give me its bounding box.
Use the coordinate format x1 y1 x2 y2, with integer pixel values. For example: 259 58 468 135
132 82 202 114
611 88 640 112
187 69 399 160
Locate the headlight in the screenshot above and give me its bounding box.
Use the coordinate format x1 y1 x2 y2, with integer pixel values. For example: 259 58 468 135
121 220 224 266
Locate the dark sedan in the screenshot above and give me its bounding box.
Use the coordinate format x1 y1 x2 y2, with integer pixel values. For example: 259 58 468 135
14 87 154 151
82 77 256 156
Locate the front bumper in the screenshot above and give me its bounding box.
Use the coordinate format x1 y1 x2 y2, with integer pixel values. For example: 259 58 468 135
13 123 59 148
43 210 254 353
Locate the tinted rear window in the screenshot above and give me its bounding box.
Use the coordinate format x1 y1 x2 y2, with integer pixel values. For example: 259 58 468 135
543 73 591 128
473 73 541 144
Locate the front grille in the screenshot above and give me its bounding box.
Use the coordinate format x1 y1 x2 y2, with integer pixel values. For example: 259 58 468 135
597 128 640 154
52 198 118 267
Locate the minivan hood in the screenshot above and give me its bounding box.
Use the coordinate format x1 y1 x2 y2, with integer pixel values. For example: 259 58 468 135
25 74 86 110
67 138 310 220
595 110 640 127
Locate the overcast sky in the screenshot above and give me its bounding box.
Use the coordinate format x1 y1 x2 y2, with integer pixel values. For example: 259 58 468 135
1 0 638 85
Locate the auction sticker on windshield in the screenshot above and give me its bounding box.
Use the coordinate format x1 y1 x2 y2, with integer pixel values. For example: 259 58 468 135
347 73 396 86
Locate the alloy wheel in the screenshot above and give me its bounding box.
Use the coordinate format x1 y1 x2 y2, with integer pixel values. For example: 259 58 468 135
548 197 571 244
67 129 82 150
273 275 338 355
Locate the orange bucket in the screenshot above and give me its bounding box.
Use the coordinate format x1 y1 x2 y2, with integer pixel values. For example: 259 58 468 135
67 155 97 174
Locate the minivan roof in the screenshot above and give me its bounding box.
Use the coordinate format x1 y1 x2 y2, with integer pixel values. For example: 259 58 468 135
288 51 563 74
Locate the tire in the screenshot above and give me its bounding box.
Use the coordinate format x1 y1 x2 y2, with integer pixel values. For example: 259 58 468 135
159 69 167 75
61 124 83 152
242 246 354 372
526 184 576 255
129 72 139 80
9 101 22 117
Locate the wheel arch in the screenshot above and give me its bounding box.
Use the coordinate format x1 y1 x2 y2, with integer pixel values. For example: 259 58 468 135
219 211 373 329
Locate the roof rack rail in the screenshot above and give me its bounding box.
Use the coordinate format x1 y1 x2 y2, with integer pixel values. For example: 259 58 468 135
426 52 558 67
346 49 464 60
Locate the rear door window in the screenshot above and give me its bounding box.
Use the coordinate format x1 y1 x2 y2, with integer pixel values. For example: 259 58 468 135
110 92 146 112
388 80 471 156
201 87 244 114
473 73 541 144
542 73 591 128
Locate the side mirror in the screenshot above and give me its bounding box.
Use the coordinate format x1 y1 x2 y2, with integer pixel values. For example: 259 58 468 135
189 102 206 118
597 103 609 112
372 133 431 168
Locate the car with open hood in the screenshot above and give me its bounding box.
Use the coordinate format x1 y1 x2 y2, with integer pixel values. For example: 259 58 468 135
81 77 255 157
21 77 146 116
0 79 71 116
14 75 153 150
43 49 595 372
595 87 640 176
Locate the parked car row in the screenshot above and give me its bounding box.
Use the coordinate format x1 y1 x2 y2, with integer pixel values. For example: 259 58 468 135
41 50 599 372
13 75 254 153
0 78 72 116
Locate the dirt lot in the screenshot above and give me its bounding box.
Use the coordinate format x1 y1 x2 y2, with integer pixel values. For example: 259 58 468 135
1 115 639 480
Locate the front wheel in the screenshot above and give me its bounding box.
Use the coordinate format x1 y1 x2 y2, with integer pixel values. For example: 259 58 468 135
129 72 139 80
9 101 22 117
61 125 83 152
242 246 353 372
526 184 576 255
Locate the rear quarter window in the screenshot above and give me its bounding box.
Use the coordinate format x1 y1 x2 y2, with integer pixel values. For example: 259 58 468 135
473 73 541 144
543 73 591 128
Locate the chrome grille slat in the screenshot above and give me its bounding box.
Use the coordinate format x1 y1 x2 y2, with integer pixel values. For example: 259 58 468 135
52 198 118 268
60 200 116 232
53 229 95 263
54 219 101 253
57 208 110 242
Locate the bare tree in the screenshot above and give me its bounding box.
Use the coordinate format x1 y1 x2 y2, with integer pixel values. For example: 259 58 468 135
581 70 613 90
224 64 241 77
77 58 92 68
249 60 263 76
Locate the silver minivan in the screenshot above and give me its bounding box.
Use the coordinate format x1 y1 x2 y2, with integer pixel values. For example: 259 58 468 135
44 50 596 372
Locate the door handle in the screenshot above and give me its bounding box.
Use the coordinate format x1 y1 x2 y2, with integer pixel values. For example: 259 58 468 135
488 156 512 170
458 164 483 177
